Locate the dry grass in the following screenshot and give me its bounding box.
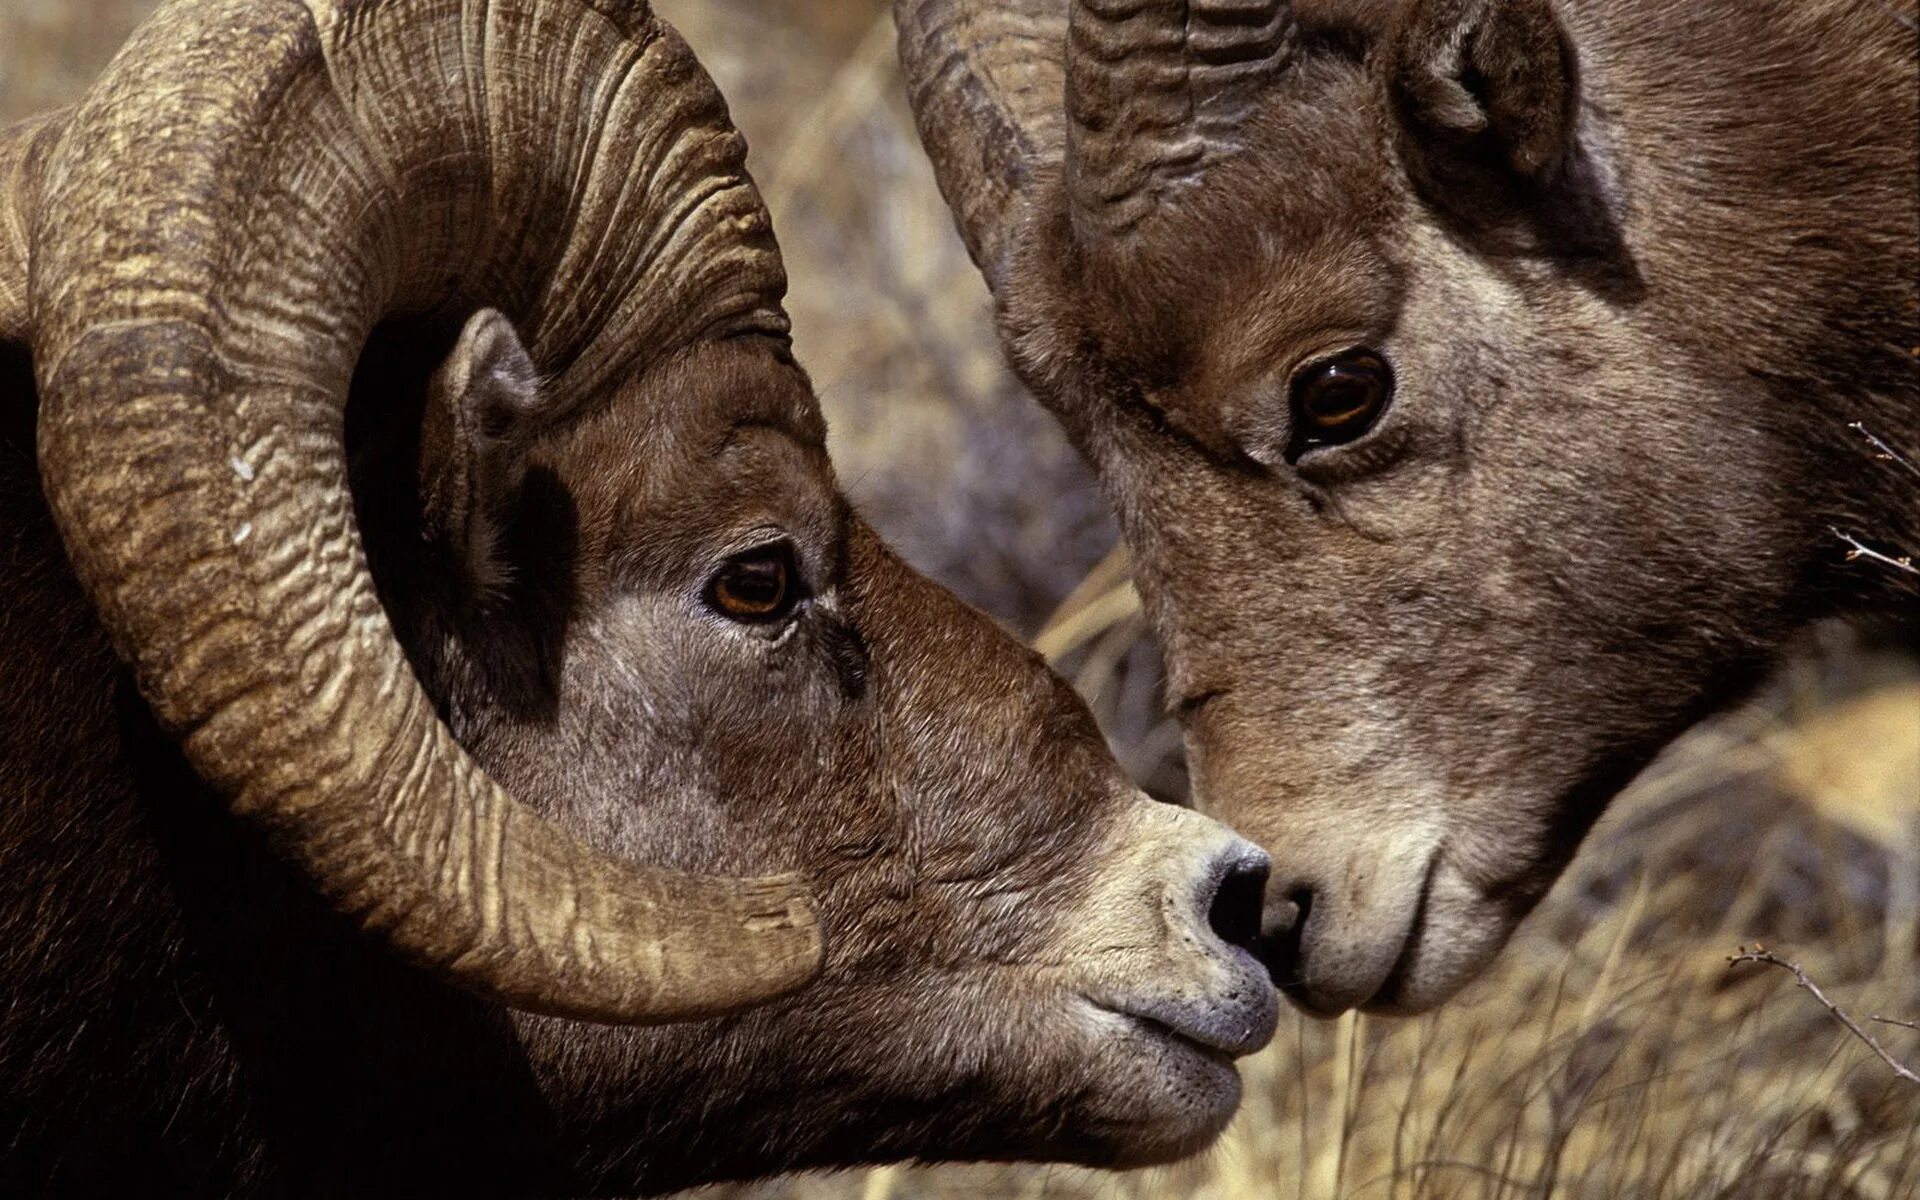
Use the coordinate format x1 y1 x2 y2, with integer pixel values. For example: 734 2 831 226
660 5 1920 1198
8 5 1917 1199
694 625 1919 1200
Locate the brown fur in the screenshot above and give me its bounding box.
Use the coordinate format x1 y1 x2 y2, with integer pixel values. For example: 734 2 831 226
2 3 1281 1189
0 309 1277 1195
905 0 1919 1014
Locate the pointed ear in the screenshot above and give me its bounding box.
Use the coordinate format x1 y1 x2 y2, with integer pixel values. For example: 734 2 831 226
419 309 554 596
1387 0 1577 188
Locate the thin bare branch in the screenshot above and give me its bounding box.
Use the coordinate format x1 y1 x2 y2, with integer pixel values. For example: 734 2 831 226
1871 1015 1920 1032
1831 527 1920 577
1849 421 1920 481
1727 945 1920 1085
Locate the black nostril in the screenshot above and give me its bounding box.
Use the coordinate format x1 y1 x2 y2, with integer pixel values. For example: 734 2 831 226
1208 858 1269 957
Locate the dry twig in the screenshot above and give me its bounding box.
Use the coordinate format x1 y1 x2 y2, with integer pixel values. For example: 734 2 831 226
1832 424 1920 576
1831 527 1919 577
1031 543 1140 663
1849 421 1920 481
1726 944 1920 1085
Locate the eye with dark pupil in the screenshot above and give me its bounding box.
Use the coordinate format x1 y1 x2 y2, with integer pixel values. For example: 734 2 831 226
709 549 798 623
1287 350 1394 461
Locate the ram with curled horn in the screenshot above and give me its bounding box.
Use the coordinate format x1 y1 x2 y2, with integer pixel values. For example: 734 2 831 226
899 0 1918 1016
0 1 1282 1193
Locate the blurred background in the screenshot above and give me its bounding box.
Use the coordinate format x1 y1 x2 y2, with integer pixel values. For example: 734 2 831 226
5 3 1916 1197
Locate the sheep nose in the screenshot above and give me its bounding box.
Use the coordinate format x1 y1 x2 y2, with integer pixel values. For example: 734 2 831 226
1206 848 1270 958
1258 881 1313 982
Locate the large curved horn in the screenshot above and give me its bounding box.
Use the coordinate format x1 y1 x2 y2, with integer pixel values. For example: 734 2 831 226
895 0 1070 290
1065 0 1298 239
0 112 65 343
25 0 823 1023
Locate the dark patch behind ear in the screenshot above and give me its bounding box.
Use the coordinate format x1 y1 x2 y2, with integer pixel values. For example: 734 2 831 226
347 313 576 725
1382 0 1640 297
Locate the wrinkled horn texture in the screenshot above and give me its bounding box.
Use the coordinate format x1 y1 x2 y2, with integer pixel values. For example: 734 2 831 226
1066 0 1297 237
0 112 64 342
20 0 825 1024
895 0 1070 288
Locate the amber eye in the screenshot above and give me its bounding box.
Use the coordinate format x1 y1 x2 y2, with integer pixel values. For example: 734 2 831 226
1287 349 1394 461
707 545 803 624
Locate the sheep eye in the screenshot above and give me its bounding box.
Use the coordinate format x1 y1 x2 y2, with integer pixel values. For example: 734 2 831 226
1287 350 1394 461
708 545 802 624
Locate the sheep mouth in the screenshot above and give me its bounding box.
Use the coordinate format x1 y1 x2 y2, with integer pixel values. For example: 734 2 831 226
1087 995 1268 1061
1117 1011 1237 1064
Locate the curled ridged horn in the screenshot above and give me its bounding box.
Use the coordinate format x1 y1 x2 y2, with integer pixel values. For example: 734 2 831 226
1066 0 1298 238
895 0 1071 290
16 0 823 1023
896 0 1296 272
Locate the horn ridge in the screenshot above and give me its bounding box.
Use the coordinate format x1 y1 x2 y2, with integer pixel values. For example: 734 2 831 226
895 0 1071 288
26 0 823 1024
1066 0 1296 238
0 113 68 344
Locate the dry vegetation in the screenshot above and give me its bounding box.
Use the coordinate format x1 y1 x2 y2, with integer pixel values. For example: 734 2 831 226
697 638 1920 1200
6 3 1917 1198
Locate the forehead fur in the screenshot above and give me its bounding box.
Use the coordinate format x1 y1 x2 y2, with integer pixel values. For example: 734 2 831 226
1037 54 1394 371
536 339 843 578
1014 51 1401 454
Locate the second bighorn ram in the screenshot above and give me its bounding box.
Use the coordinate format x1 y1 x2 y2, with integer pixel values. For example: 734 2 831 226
0 1 1276 1194
898 0 1919 1015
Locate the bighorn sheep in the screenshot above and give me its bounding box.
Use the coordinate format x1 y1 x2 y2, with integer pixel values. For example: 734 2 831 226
0 1 1277 1193
897 0 1919 1015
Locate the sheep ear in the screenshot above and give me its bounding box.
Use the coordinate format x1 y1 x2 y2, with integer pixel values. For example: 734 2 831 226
1387 0 1577 188
419 309 552 595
